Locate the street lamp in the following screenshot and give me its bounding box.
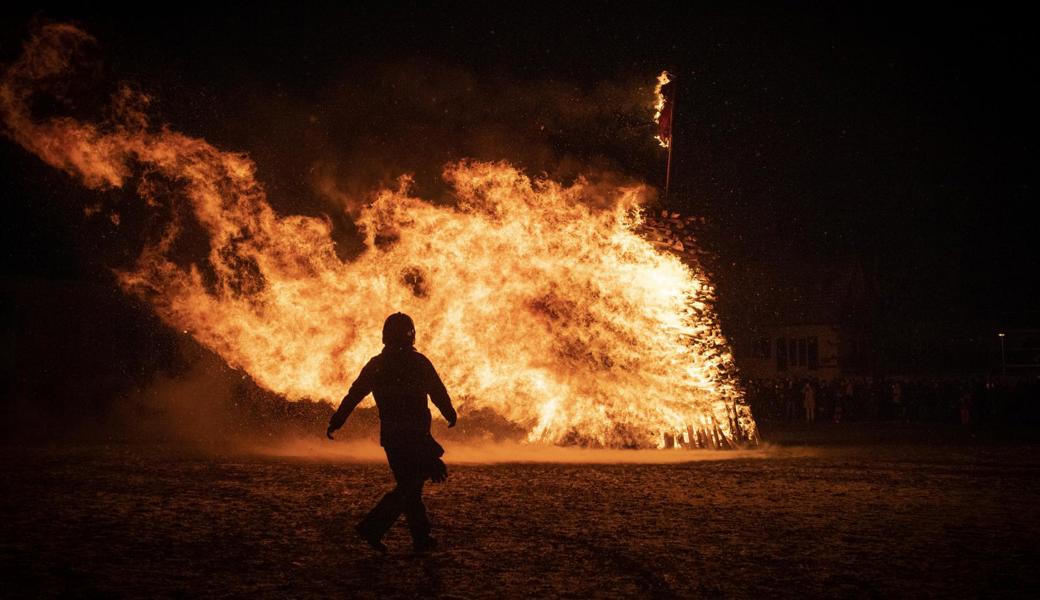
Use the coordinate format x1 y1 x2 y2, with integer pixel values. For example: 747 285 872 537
998 332 1006 376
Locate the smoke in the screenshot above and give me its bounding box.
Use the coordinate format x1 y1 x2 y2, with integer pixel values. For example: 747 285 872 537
229 56 664 217
111 343 240 446
256 437 786 464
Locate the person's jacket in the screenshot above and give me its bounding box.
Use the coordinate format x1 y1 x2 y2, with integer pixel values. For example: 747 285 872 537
329 346 456 447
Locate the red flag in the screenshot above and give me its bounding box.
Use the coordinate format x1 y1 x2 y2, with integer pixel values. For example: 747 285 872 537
654 71 676 148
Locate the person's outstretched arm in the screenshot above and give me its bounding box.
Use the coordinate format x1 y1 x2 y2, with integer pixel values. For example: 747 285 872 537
327 360 376 439
424 357 457 427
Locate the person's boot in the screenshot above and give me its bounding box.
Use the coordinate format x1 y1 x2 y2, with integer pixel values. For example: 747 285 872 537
355 523 387 553
412 536 438 554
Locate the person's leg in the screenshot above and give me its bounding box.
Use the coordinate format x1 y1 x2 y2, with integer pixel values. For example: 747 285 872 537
390 449 435 548
403 478 431 542
357 487 405 540
356 449 411 540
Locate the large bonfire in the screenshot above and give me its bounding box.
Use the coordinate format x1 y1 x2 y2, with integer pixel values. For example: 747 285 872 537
1 24 757 448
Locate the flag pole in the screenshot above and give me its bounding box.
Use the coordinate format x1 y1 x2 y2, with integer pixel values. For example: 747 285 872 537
664 130 674 201
664 85 676 203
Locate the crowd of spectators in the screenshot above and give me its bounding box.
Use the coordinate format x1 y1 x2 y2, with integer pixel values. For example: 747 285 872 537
743 375 1040 426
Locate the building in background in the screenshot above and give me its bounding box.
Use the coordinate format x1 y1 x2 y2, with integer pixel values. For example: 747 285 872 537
639 206 882 382
733 258 880 380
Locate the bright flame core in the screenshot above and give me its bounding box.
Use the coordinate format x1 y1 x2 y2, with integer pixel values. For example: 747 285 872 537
1 25 756 448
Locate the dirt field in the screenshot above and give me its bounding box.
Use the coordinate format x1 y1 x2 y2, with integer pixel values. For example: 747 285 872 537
3 424 1039 598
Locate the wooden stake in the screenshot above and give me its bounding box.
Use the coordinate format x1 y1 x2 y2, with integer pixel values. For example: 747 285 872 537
664 85 676 202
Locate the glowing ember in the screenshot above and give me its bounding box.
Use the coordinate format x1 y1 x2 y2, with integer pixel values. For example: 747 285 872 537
1 25 756 448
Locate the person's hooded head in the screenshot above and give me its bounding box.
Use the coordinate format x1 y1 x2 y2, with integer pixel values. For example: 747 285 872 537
382 312 416 349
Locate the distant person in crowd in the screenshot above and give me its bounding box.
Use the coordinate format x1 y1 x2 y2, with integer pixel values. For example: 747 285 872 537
802 381 816 422
959 387 972 426
327 312 457 553
833 381 844 423
891 381 904 422
784 380 798 421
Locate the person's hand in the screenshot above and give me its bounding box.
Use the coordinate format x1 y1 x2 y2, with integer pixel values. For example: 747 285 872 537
326 425 336 440
429 458 448 483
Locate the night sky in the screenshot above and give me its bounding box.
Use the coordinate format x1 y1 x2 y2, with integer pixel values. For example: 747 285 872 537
1 3 1036 426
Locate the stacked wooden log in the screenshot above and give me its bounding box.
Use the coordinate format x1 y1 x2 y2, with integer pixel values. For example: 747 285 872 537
638 209 710 269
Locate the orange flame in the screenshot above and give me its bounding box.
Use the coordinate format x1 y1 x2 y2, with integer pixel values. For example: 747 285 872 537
1 25 756 448
653 70 672 148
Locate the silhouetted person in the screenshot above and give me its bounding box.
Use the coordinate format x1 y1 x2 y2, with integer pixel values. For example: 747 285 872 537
326 312 457 553
802 381 816 422
891 381 904 422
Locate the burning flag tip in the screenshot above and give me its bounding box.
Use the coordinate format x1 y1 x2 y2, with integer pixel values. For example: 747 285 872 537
652 70 676 149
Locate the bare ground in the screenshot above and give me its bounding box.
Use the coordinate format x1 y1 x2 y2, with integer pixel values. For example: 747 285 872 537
2 425 1039 598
